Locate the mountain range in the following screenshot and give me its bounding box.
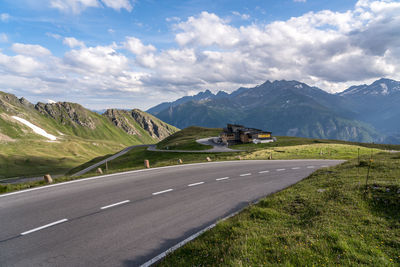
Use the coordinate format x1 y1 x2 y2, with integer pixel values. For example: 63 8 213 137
148 78 400 144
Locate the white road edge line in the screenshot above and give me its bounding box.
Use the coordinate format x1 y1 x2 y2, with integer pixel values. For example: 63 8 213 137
152 189 173 196
140 187 268 267
21 219 68 236
258 170 269 174
307 166 315 168
292 167 300 170
100 200 130 210
240 173 252 177
216 177 229 181
188 182 204 187
276 169 286 171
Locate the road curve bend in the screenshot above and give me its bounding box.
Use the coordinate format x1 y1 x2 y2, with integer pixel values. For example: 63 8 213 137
0 160 344 266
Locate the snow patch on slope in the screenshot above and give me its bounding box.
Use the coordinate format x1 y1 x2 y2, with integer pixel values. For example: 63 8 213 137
380 83 388 95
12 116 57 141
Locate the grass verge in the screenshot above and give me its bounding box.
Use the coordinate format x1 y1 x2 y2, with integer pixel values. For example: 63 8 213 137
156 126 221 150
232 135 400 152
158 152 400 266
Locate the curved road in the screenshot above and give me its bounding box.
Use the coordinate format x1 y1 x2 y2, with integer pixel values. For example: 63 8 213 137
147 138 240 153
72 145 150 177
73 138 238 177
0 160 343 266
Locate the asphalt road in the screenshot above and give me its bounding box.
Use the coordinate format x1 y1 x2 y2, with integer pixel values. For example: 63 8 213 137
147 138 240 153
0 160 344 266
71 145 150 177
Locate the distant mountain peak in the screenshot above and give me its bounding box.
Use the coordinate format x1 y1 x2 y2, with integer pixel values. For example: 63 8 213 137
339 78 400 97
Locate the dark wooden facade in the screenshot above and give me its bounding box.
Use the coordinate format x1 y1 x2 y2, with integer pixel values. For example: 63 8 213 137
220 124 272 145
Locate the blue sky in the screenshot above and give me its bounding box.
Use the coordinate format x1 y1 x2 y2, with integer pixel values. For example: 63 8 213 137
0 0 399 110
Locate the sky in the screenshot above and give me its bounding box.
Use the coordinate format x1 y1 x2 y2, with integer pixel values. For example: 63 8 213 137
0 0 399 110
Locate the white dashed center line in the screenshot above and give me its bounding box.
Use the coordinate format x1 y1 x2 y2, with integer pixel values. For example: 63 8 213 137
258 170 270 174
240 173 252 177
321 165 329 168
100 200 130 210
276 169 286 171
291 167 300 170
307 166 315 169
152 189 173 195
21 219 68 236
216 177 229 181
188 182 205 187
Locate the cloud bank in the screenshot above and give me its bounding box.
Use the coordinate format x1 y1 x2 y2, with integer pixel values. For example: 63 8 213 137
1 0 400 109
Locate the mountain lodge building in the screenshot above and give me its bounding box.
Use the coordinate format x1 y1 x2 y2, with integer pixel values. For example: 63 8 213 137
220 124 273 145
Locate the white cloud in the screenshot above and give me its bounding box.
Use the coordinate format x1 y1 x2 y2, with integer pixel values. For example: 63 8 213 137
50 0 100 14
175 12 240 47
2 0 400 109
0 33 8 43
63 37 85 48
1 13 10 22
64 45 128 75
101 0 133 11
47 32 62 40
124 37 156 55
11 43 52 57
232 11 250 20
294 0 306 2
49 0 133 13
0 53 44 75
166 16 181 22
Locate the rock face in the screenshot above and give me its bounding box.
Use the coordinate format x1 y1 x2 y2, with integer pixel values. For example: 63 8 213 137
103 108 178 140
131 109 178 140
103 109 140 135
35 102 97 129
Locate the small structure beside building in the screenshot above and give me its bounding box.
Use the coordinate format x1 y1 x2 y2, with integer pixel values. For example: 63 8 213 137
220 124 274 145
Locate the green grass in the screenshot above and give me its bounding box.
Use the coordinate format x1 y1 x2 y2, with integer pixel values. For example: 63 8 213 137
158 152 400 266
77 146 238 176
0 138 126 179
231 135 400 152
156 126 221 150
69 143 385 179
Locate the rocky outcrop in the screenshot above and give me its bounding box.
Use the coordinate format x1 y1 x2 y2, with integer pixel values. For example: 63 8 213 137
103 109 140 135
103 108 178 140
35 102 97 129
131 109 178 140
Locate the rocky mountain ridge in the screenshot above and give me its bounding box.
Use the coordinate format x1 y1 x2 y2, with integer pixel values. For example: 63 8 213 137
0 91 178 144
147 78 400 144
103 109 178 140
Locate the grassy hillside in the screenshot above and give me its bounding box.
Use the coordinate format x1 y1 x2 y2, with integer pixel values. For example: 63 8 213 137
231 135 400 152
156 126 221 150
159 152 400 266
0 91 177 178
0 140 126 178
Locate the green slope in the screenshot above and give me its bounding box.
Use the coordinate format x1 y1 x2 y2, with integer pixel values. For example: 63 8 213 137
0 91 177 178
